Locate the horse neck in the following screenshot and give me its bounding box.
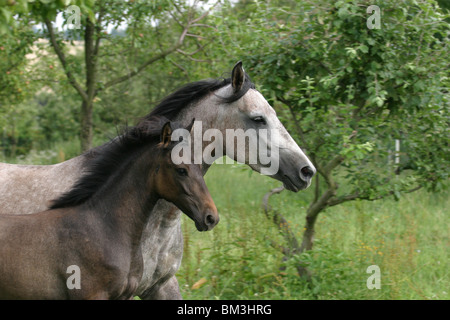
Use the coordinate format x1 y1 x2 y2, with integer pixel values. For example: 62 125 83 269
83 146 159 241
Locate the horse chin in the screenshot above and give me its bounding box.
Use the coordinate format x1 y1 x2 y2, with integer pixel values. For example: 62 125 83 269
250 164 309 192
194 221 209 232
185 211 211 231
282 174 309 193
283 182 299 192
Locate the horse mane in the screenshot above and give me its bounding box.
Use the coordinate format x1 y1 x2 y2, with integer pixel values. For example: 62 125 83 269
49 116 175 210
145 72 255 121
50 71 255 210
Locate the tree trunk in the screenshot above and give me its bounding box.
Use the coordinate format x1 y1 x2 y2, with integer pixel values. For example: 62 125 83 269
300 188 336 252
10 118 16 158
80 17 97 152
80 99 93 152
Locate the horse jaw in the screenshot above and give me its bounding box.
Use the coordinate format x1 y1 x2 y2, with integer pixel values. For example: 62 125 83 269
224 88 316 190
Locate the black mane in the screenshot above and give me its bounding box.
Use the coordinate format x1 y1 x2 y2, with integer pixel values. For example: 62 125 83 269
49 117 174 209
146 73 255 121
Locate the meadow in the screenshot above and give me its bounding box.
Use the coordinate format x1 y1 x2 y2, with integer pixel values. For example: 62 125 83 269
177 162 449 300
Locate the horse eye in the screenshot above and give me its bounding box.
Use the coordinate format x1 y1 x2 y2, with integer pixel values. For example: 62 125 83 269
176 168 188 176
252 116 266 125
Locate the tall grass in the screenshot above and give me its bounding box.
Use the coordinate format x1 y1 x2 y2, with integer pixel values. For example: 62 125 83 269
178 163 449 300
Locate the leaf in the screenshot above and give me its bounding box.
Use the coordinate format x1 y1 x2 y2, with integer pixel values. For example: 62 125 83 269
359 44 369 53
1 8 12 24
393 189 401 201
375 97 384 107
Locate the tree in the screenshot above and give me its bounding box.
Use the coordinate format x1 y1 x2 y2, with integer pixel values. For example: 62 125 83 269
240 0 449 277
7 0 219 151
0 16 37 157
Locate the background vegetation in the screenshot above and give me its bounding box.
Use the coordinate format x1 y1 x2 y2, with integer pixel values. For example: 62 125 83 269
179 163 448 299
0 0 448 300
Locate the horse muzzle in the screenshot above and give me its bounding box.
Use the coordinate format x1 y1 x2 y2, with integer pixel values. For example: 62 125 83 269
194 209 219 232
279 164 316 192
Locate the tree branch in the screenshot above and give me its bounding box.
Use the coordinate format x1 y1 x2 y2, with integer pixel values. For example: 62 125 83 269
262 186 300 250
323 154 344 176
100 38 185 91
93 3 106 58
326 185 423 207
169 60 190 81
84 17 96 100
261 186 312 280
191 1 220 24
326 192 361 207
176 39 211 56
43 19 87 101
262 186 285 217
99 10 201 92
97 1 217 92
277 96 310 151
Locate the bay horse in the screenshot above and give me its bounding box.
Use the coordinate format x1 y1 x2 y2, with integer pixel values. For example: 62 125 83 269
0 61 315 299
0 118 218 299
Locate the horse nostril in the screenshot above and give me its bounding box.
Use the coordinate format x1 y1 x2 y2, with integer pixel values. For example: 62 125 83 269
300 166 315 180
205 214 216 226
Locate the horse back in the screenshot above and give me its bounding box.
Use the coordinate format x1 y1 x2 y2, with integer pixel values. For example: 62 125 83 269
0 157 85 215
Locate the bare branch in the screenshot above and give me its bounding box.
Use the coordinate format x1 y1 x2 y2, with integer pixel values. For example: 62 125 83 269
178 27 189 45
100 27 187 91
190 23 217 29
168 9 185 29
176 39 211 56
185 33 208 39
169 60 190 81
176 50 212 63
326 185 423 207
98 1 216 92
171 0 184 16
191 0 220 24
262 186 285 217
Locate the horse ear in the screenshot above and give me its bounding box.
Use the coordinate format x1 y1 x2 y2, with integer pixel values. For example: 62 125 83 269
231 61 245 93
161 121 173 148
186 118 195 133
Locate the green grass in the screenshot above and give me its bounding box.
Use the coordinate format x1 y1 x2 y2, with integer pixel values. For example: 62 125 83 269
177 163 449 300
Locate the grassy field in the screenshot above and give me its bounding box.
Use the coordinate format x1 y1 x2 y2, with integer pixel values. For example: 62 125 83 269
177 163 449 300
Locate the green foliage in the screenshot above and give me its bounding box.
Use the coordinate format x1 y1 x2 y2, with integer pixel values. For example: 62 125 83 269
0 0 95 33
0 20 35 118
242 0 449 198
1 0 226 153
